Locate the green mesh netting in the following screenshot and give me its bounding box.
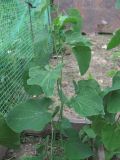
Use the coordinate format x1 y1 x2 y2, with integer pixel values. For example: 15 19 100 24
0 0 51 115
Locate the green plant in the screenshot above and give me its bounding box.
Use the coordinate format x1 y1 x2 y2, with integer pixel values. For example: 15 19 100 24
115 0 120 9
1 1 120 160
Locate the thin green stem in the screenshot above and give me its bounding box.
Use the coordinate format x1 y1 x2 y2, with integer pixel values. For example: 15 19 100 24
59 46 64 120
46 135 50 158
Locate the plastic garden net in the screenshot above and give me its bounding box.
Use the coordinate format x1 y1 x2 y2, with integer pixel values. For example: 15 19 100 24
0 0 51 115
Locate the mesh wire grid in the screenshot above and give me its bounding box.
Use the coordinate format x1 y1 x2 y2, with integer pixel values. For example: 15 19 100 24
0 0 52 116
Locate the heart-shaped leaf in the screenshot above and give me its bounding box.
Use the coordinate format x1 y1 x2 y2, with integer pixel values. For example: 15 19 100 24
70 90 104 117
6 98 53 133
70 80 104 117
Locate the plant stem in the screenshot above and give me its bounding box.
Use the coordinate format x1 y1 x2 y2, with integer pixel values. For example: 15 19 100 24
50 120 54 160
97 145 105 160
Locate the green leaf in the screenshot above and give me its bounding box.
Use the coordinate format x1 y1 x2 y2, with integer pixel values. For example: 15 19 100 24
91 117 106 136
67 8 83 32
104 71 120 113
107 29 120 49
19 156 40 160
54 15 79 29
64 128 79 140
0 114 20 148
63 128 93 159
83 125 96 139
23 30 52 96
102 124 120 151
23 69 43 96
72 45 91 75
27 64 63 97
64 139 93 160
106 69 118 78
61 118 72 129
103 71 120 97
115 0 120 9
70 87 104 117
33 31 52 67
6 98 53 133
107 91 120 113
112 71 120 88
74 79 101 95
111 51 120 61
105 151 115 160
103 72 120 113
65 32 91 47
